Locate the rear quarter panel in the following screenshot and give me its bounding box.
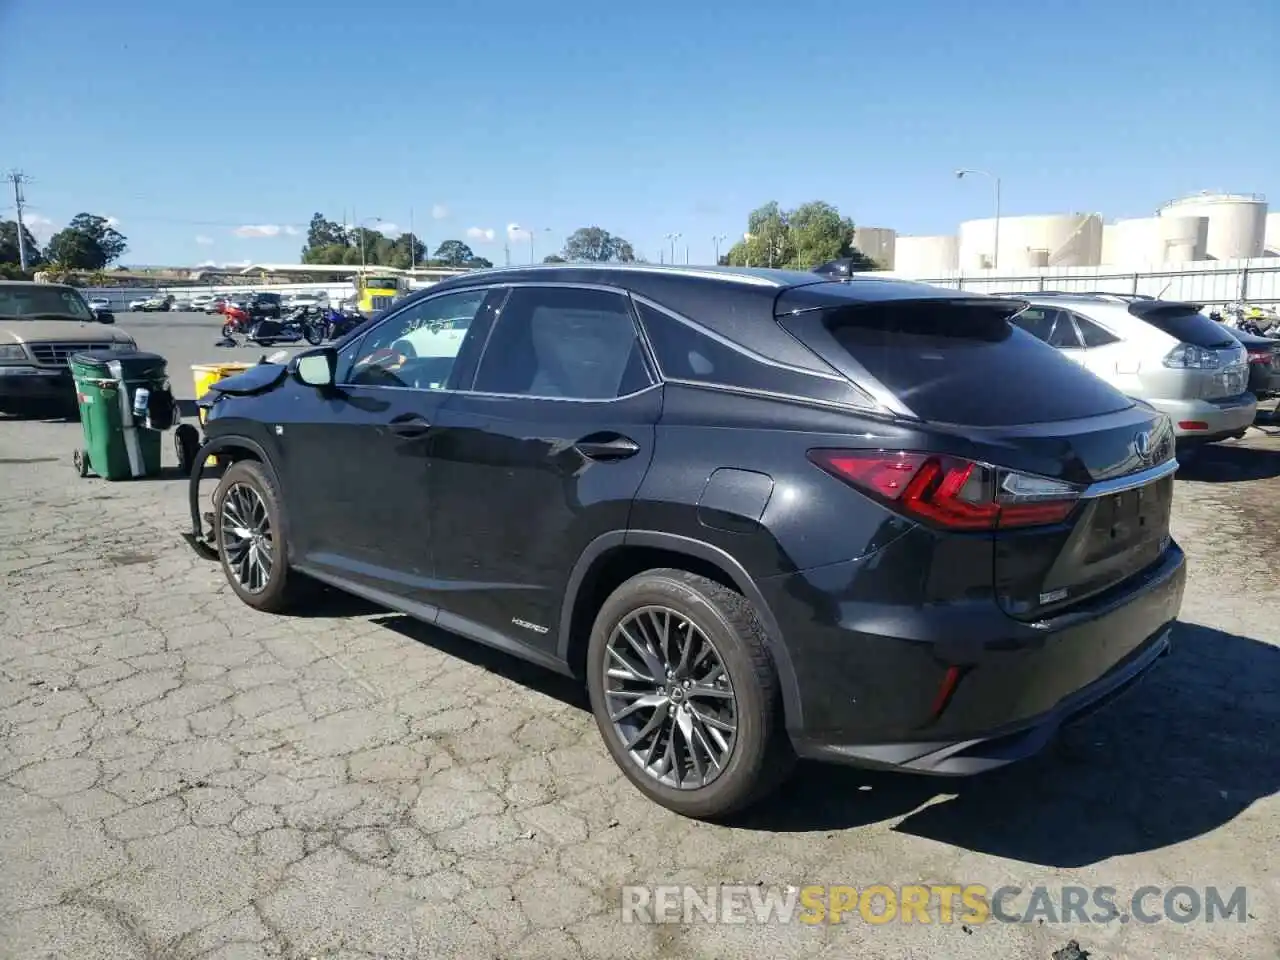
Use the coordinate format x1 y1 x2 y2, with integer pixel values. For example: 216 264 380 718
629 385 917 577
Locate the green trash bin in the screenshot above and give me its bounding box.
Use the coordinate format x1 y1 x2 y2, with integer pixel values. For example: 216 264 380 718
70 350 171 481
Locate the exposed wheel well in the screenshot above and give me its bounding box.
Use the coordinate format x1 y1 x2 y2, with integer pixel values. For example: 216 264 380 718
565 546 739 680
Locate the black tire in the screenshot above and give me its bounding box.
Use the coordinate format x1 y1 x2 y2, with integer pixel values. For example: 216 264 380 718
212 460 317 613
221 322 236 339
303 321 323 345
174 423 200 476
73 449 90 478
585 568 794 820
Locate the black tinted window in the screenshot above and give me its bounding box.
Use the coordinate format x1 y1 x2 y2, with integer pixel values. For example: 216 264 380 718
779 300 1135 426
472 287 650 400
635 300 871 406
1074 314 1120 348
1130 304 1236 348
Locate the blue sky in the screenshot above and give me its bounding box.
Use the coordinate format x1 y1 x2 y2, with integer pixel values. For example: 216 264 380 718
2 0 1276 267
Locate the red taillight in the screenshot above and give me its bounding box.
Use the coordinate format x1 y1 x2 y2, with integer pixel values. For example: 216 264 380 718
1178 421 1209 431
808 449 1079 531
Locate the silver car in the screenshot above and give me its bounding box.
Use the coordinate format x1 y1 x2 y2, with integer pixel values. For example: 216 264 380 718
1009 292 1255 445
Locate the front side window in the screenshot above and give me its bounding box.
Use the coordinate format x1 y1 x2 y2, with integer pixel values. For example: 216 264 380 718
343 288 489 389
471 287 651 400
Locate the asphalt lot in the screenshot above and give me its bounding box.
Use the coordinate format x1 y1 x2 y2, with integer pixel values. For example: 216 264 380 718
113 311 311 402
1 319 1278 959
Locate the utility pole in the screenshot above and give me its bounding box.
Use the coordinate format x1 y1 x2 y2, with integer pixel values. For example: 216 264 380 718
409 207 416 270
503 241 511 267
7 171 33 271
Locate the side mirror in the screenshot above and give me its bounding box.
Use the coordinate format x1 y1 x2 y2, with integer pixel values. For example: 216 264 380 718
94 309 115 324
294 347 337 387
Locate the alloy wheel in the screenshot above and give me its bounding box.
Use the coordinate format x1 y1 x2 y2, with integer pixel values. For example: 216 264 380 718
219 482 273 593
603 605 738 790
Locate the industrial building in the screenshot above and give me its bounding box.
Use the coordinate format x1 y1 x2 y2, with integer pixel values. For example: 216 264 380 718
863 191 1274 274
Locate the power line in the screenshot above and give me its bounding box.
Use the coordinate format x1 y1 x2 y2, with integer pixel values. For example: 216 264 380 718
7 171 33 271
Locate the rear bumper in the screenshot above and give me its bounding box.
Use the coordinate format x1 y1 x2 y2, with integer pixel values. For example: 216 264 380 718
761 542 1186 775
0 366 72 403
1145 393 1256 440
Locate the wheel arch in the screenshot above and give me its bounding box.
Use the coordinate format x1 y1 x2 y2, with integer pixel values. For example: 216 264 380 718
558 530 803 730
187 434 283 541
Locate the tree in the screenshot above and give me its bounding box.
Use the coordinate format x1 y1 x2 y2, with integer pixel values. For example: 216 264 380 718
561 226 636 263
433 240 476 266
0 220 44 268
44 214 127 270
304 212 346 251
722 200 876 270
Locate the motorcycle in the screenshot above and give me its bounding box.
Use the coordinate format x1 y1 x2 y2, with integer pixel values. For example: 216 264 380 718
324 306 363 341
219 306 324 347
219 301 252 339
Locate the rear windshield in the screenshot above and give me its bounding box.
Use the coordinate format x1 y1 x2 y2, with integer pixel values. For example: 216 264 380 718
1129 303 1236 349
777 298 1135 426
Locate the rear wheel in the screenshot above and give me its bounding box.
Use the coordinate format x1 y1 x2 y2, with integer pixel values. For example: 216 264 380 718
303 321 323 346
585 569 793 820
221 322 236 339
213 460 316 613
72 449 90 477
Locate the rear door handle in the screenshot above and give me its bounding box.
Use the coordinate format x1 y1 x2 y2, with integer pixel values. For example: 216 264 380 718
388 413 431 438
574 433 640 461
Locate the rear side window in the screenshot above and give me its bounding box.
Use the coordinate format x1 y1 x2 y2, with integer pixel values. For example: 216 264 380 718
1073 314 1120 348
778 299 1135 426
634 300 872 407
1013 307 1081 348
1130 303 1236 348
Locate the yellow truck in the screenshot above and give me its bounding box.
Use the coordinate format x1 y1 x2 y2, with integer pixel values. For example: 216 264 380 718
354 274 405 314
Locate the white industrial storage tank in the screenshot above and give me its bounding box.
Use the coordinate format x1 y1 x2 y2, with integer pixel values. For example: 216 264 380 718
1106 217 1162 266
892 235 958 275
1157 192 1267 261
1158 215 1209 264
1265 212 1280 256
959 214 1103 270
852 227 896 269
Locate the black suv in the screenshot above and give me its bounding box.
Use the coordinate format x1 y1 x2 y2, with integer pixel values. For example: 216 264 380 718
246 292 283 319
186 264 1186 819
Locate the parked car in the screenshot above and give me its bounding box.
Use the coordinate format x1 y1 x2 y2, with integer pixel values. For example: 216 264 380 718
1217 321 1280 399
245 292 283 319
187 265 1185 819
128 294 174 312
189 293 217 312
284 291 329 311
87 297 111 311
0 281 138 415
1007 292 1256 447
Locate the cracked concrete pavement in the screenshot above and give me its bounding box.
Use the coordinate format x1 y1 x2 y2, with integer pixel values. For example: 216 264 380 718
2 406 1278 959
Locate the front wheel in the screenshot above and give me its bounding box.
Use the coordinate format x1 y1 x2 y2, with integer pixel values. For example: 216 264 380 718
221 322 237 339
303 321 323 345
585 569 793 820
212 460 316 613
174 423 200 476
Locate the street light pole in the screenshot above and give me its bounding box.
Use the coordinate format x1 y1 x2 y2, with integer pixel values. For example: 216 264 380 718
955 168 1001 269
665 232 682 264
712 234 728 263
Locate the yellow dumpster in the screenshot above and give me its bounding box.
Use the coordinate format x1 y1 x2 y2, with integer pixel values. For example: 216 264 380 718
191 363 252 424
191 363 252 466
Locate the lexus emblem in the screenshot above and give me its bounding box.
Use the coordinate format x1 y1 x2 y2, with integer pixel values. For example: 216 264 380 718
1133 430 1152 461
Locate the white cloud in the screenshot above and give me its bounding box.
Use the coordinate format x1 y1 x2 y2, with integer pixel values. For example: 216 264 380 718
431 204 449 220
507 222 528 240
220 260 251 268
23 213 56 244
283 225 301 236
233 224 283 238
195 235 214 246
466 226 496 242
375 222 401 238
104 216 120 228
197 259 218 267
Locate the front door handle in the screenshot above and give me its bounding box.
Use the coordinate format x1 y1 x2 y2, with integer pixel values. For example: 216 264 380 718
388 413 431 438
574 433 640 461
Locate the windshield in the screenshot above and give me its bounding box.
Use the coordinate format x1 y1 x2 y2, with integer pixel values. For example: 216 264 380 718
364 277 398 291
0 286 94 320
